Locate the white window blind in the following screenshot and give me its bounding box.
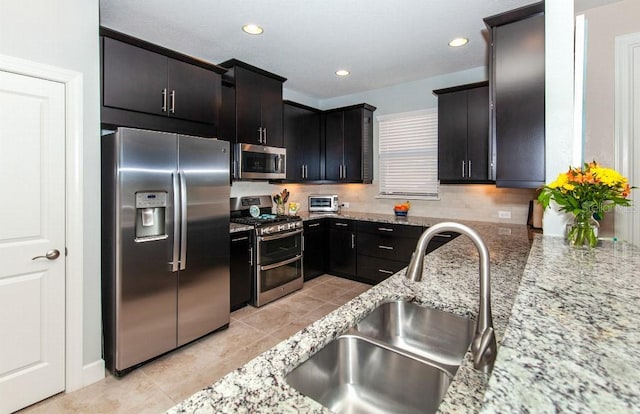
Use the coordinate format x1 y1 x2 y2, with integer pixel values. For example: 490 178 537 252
378 109 438 197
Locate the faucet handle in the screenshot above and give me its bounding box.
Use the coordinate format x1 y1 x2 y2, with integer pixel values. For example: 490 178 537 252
473 326 497 372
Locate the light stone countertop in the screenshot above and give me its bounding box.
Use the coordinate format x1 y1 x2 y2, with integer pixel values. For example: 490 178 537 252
481 235 640 413
194 212 639 413
229 222 253 233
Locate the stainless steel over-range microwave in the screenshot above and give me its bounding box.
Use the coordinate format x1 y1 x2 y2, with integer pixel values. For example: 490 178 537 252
234 143 286 180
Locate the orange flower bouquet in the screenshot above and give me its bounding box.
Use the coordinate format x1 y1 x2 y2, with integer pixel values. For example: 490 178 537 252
538 161 632 248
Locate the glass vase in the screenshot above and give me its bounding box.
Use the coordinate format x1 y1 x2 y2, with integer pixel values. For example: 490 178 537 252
566 213 599 248
276 203 286 215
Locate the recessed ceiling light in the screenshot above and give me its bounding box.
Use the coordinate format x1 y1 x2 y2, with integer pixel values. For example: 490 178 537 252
448 37 469 47
335 69 350 76
242 24 263 35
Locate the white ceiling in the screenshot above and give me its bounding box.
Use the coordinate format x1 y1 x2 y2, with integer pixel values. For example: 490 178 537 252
100 0 621 100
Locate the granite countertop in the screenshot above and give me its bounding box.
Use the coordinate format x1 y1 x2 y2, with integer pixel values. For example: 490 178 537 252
200 212 639 413
174 213 531 413
230 222 253 233
481 236 640 413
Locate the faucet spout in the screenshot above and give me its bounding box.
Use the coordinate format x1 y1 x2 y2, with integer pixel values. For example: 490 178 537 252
405 222 497 373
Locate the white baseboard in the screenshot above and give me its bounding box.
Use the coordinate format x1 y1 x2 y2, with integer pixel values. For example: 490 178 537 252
82 359 105 387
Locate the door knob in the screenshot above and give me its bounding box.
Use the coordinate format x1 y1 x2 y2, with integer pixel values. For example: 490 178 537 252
32 249 61 261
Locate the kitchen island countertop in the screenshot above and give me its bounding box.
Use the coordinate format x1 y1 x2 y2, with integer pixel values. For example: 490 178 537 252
189 212 639 413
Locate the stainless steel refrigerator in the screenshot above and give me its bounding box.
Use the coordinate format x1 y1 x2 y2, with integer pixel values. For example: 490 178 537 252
101 127 230 375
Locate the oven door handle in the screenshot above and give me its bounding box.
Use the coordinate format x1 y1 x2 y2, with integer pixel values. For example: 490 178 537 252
257 228 303 242
259 254 302 271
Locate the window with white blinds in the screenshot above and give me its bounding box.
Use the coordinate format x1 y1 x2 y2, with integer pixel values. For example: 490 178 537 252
378 109 439 197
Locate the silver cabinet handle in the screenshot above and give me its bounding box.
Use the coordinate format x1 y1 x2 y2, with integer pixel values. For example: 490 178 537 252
161 88 167 112
335 222 348 227
308 222 321 228
434 233 452 238
301 164 305 179
468 160 472 178
248 246 253 266
378 245 394 250
231 236 249 242
170 90 176 113
263 127 267 144
351 233 355 249
258 127 263 143
32 249 60 261
462 160 466 178
343 164 347 179
377 227 394 232
378 269 394 275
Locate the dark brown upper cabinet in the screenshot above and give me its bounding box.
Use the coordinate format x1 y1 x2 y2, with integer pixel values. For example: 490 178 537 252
324 104 376 183
485 2 545 188
283 101 322 181
434 82 491 184
219 60 286 147
100 28 224 137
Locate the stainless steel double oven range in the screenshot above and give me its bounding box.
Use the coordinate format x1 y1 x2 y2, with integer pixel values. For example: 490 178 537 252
230 195 303 307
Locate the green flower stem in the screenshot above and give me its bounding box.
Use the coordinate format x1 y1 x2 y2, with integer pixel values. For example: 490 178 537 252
567 215 598 248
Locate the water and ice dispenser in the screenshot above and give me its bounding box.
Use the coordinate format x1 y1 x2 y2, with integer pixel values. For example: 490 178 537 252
135 191 167 242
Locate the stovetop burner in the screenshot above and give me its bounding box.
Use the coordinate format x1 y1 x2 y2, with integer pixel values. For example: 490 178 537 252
231 214 301 227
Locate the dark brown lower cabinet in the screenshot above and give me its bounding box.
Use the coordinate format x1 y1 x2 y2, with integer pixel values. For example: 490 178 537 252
327 219 357 279
230 231 252 311
302 219 459 286
303 220 327 281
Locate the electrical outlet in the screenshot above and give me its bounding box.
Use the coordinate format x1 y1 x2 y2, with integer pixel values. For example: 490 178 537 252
342 202 350 208
498 210 511 219
498 227 512 235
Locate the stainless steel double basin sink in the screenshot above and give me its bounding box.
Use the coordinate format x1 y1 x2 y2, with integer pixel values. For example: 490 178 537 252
285 301 474 414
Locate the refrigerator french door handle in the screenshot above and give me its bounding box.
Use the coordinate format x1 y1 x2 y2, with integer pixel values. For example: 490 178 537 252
179 170 188 270
170 172 180 272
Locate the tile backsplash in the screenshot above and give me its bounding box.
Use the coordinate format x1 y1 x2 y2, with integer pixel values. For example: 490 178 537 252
231 181 537 225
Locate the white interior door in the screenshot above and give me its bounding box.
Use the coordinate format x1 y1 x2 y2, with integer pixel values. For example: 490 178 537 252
615 32 640 247
0 70 66 412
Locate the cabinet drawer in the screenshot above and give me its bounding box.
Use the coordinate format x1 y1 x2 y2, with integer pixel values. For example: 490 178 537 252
356 255 407 284
427 230 459 246
357 221 423 239
329 218 355 231
357 232 418 262
303 219 325 231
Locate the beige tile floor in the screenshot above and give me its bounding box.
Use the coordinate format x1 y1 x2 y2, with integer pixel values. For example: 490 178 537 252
18 275 370 414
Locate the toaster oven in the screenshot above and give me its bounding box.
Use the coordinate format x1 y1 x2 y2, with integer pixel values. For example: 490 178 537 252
308 195 340 213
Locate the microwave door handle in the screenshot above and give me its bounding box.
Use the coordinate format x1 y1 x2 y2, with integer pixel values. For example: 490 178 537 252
179 170 188 270
170 172 180 272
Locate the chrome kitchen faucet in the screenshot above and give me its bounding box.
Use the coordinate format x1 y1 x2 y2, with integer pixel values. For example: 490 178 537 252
405 222 497 373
